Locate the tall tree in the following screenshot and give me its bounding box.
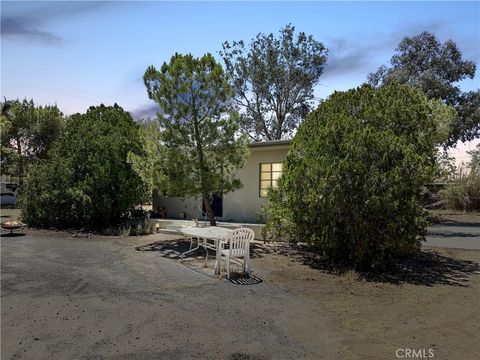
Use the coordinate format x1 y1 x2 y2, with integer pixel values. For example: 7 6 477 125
454 91 480 145
368 32 478 146
144 53 249 225
0 101 17 178
221 24 328 141
0 98 63 183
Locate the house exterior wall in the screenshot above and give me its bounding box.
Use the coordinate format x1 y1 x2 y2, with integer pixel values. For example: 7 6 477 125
153 144 289 223
222 146 289 223
152 193 201 220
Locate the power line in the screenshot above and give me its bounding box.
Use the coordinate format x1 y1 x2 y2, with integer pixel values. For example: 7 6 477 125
39 80 143 107
27 84 103 104
318 83 333 89
20 83 144 108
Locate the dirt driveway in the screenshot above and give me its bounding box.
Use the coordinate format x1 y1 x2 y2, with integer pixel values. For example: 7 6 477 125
1 222 479 359
1 229 341 360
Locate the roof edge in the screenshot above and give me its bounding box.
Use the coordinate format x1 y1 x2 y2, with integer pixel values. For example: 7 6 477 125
248 139 291 148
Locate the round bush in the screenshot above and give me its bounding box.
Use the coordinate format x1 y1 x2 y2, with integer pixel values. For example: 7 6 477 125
263 83 438 270
20 104 148 229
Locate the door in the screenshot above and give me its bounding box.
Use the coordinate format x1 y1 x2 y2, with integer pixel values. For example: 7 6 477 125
203 193 223 218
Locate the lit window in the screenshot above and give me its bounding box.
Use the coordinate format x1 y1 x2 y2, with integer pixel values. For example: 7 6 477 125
259 162 283 197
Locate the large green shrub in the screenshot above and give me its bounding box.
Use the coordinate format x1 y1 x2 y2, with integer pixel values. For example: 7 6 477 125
20 104 148 229
262 83 438 270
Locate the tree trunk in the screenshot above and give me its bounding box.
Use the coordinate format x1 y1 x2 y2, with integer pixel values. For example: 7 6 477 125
275 112 284 140
16 138 24 185
203 195 216 226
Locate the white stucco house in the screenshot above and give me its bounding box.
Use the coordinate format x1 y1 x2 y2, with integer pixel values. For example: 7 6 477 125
153 139 290 223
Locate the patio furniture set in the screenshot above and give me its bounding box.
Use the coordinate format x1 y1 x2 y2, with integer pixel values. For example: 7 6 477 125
178 226 254 279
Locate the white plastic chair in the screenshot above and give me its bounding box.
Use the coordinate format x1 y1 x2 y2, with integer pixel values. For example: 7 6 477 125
220 228 254 279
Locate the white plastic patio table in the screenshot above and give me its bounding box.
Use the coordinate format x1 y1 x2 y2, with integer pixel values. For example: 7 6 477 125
179 226 232 274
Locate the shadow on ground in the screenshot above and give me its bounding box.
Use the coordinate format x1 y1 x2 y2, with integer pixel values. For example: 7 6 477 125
432 221 480 228
136 239 264 261
0 232 26 237
364 250 480 286
227 274 263 285
136 239 479 287
428 230 479 238
136 238 192 259
253 242 480 287
136 239 263 285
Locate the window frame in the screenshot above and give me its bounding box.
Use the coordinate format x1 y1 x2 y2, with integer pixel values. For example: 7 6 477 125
259 162 283 198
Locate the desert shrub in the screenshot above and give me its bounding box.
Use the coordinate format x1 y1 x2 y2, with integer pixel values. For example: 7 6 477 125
20 104 149 229
260 187 294 242
102 224 132 237
439 175 480 211
262 83 438 270
128 219 155 236
101 220 155 236
469 145 480 176
439 145 480 211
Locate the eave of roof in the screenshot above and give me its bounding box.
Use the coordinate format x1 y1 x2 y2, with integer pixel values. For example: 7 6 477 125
248 139 291 148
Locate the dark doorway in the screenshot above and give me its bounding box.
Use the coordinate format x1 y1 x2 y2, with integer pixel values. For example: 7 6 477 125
203 193 223 218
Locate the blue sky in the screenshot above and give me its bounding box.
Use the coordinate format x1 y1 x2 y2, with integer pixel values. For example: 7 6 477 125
1 0 479 120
